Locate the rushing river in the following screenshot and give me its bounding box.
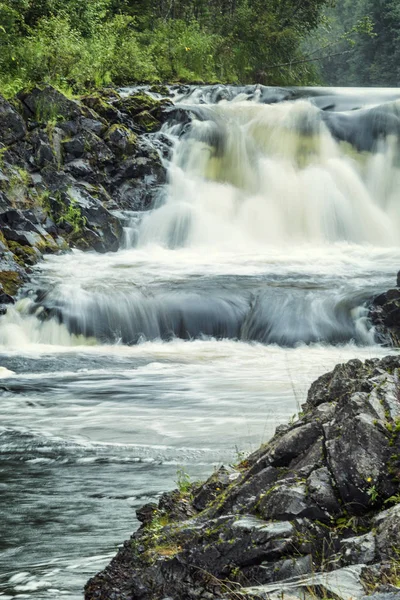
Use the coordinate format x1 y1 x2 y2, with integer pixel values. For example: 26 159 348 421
1 85 400 598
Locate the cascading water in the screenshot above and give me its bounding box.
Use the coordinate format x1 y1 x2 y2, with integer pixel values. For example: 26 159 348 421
1 86 400 599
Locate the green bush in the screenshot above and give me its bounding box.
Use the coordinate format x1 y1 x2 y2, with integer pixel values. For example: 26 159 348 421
0 0 332 96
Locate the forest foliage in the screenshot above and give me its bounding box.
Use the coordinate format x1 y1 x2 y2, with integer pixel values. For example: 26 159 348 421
0 0 398 96
315 0 400 86
0 0 332 96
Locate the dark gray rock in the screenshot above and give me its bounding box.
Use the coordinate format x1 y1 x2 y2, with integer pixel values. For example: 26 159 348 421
269 422 322 467
259 482 327 521
325 404 395 512
104 125 136 156
307 467 341 515
192 467 231 511
65 159 95 180
362 594 400 600
340 531 376 566
81 117 106 136
18 85 82 121
0 96 27 145
374 504 400 561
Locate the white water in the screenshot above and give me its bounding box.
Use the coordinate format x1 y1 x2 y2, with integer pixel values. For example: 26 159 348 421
1 86 400 598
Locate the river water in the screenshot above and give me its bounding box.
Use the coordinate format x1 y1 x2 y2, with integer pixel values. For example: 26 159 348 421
1 86 400 598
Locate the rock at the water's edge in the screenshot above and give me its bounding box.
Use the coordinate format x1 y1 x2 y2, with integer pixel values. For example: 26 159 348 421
0 84 170 303
85 355 400 600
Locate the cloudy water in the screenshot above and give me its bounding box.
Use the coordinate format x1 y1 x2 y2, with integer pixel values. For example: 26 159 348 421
1 85 400 598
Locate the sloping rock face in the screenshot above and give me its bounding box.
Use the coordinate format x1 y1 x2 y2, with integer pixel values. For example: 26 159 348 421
85 356 400 600
0 85 170 308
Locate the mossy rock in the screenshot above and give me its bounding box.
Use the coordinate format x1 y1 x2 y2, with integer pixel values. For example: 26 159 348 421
118 93 161 116
7 241 41 266
149 85 171 96
117 92 172 119
135 110 160 133
81 94 120 122
0 270 23 295
104 124 137 155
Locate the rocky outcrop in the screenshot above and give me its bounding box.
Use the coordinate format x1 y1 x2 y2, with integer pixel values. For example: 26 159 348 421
85 355 400 600
0 84 171 308
370 279 400 346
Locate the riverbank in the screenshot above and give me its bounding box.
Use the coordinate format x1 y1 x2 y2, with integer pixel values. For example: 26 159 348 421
0 84 173 306
85 354 400 600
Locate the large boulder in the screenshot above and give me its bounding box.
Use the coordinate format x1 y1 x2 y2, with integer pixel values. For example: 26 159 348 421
85 355 400 600
18 85 82 122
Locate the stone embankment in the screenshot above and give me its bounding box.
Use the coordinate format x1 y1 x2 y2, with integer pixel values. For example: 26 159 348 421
85 355 400 600
0 84 174 308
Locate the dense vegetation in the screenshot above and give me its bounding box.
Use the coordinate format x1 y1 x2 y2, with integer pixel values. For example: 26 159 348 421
0 0 331 96
316 0 400 86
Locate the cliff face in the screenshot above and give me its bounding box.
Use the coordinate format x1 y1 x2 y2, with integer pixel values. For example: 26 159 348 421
0 85 171 307
85 356 400 600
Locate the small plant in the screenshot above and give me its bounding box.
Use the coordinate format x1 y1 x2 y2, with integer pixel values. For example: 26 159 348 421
367 484 379 503
176 467 191 495
35 96 65 123
147 510 169 534
384 494 400 505
57 196 87 233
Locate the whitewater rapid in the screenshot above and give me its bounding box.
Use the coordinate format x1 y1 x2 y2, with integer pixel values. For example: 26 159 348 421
1 85 400 598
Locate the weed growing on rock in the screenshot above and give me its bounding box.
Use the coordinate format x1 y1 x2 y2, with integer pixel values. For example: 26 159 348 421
176 467 191 495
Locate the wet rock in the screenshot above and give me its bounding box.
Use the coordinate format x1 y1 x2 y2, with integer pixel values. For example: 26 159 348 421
0 285 15 304
113 143 166 210
63 187 122 252
104 125 137 157
0 95 27 145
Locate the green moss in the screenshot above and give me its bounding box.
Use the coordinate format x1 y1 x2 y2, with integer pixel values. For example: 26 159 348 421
134 110 158 132
7 241 39 266
0 271 23 295
121 92 161 115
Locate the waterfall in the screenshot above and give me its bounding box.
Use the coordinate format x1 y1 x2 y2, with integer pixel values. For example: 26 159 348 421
139 96 400 248
2 86 400 347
